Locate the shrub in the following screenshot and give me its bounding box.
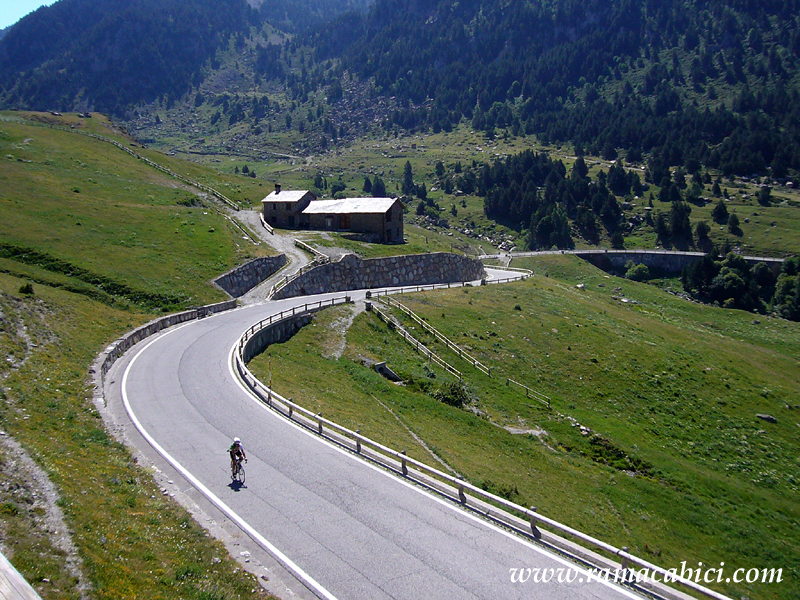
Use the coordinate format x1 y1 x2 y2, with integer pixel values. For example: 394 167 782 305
625 262 651 282
433 381 472 407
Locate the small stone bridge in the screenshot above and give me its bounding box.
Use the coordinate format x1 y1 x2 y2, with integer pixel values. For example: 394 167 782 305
484 249 785 273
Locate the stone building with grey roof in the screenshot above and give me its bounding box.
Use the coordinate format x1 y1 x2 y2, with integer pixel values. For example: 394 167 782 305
261 185 404 243
261 185 316 228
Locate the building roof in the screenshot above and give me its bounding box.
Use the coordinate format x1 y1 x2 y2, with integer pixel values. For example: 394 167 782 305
262 190 313 204
302 197 398 215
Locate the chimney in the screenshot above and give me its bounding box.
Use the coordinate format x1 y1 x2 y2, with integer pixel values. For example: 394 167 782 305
274 183 281 194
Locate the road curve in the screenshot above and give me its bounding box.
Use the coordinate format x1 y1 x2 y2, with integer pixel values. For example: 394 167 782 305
119 280 643 600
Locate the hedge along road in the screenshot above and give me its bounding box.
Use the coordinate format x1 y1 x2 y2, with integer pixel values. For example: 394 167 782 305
111 275 644 600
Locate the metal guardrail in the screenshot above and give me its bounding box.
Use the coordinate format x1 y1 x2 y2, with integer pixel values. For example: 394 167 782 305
377 296 489 376
238 296 350 359
269 260 527 301
481 249 785 264
369 303 462 380
366 273 525 299
496 265 534 275
233 300 732 600
268 256 329 299
376 295 552 408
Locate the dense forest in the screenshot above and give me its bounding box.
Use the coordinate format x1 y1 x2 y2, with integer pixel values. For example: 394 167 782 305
478 151 624 250
310 0 800 176
2 0 800 179
256 0 371 33
683 253 800 319
0 0 258 114
0 0 366 114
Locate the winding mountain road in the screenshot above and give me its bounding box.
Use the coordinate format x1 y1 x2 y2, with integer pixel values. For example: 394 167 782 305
106 272 645 600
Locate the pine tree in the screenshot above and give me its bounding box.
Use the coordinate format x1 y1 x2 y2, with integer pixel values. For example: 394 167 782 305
402 161 414 195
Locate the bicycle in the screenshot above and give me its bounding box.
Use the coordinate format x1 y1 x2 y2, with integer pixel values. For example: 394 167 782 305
231 457 246 484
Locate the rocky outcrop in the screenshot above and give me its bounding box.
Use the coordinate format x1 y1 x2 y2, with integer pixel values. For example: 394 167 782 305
271 252 486 300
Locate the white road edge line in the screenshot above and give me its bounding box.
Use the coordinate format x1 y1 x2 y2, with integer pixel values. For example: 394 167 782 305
121 322 338 600
228 337 643 599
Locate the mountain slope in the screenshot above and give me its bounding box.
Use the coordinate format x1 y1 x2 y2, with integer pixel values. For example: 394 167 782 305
311 0 800 175
3 0 799 178
0 0 259 114
0 0 372 115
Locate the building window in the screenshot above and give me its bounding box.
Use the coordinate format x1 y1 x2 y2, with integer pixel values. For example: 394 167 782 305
272 203 277 210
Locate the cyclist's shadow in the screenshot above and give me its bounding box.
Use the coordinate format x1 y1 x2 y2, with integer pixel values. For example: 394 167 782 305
228 479 246 491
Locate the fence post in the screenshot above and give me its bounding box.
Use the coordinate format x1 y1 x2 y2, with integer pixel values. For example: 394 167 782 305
401 450 408 476
530 507 541 539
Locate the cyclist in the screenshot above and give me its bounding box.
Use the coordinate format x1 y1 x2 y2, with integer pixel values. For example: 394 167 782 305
229 437 247 478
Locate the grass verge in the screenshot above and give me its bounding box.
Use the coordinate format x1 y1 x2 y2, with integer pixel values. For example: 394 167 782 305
249 254 799 600
0 274 273 599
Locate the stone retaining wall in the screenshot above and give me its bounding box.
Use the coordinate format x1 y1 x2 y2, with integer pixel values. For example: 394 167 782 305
242 313 315 363
578 252 700 273
272 252 485 300
214 255 287 297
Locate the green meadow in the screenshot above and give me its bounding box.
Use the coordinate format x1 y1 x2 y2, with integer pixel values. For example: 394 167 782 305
250 254 799 600
0 113 270 309
0 114 276 598
1 108 798 599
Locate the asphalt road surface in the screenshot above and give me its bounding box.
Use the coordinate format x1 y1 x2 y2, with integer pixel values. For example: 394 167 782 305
116 274 645 600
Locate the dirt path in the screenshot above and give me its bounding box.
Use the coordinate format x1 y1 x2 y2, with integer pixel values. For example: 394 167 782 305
230 210 313 304
0 432 91 599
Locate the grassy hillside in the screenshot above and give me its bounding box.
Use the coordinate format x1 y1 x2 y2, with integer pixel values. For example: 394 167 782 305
0 274 274 599
0 113 281 597
249 254 799 600
0 112 271 308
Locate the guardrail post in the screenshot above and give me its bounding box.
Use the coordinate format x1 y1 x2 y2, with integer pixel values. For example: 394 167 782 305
267 387 272 406
288 404 293 418
356 429 361 453
458 478 466 504
620 547 630 571
318 414 323 435
401 450 408 476
530 507 541 539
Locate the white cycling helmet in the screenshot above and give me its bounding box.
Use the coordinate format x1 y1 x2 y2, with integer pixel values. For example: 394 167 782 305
233 437 241 443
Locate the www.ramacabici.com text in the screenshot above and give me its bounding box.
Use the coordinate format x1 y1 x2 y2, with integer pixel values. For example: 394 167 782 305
509 562 783 586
